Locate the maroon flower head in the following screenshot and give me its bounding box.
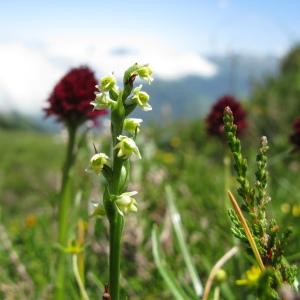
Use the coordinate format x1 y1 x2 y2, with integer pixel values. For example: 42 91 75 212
206 95 247 137
290 117 300 150
45 66 107 127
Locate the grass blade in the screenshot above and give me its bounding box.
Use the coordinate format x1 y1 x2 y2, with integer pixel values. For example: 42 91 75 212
151 226 191 300
165 185 203 297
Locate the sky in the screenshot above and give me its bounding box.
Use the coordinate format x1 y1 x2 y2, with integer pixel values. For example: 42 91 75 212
1 0 300 114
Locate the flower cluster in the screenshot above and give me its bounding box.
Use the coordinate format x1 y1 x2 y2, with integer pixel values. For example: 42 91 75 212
290 116 300 150
90 63 153 216
206 95 247 137
45 66 107 127
91 64 152 113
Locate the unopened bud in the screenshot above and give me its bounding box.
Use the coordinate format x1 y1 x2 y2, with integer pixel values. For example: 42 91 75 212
215 269 227 283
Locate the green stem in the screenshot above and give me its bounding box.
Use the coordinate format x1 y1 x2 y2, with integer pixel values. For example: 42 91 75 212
107 109 125 300
213 286 220 300
61 125 77 193
55 125 77 300
224 154 231 197
109 212 124 300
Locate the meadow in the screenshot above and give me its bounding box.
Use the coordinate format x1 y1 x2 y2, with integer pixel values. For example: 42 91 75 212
1 50 300 300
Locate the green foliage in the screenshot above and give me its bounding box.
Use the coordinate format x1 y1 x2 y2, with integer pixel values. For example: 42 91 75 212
0 105 300 299
151 186 203 299
223 107 298 299
251 44 300 142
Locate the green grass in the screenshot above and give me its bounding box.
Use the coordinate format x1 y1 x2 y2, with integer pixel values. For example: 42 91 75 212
0 121 299 299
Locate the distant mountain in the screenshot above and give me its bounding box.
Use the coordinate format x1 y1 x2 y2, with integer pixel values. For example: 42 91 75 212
0 112 46 131
4 54 278 131
140 54 279 121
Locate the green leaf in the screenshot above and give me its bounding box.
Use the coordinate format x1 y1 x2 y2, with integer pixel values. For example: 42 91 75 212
151 226 192 300
87 272 104 291
165 185 203 297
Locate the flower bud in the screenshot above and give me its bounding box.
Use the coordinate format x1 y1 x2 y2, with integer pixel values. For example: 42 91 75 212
114 135 141 159
91 92 115 110
90 203 106 217
90 153 110 174
115 191 138 214
100 75 116 92
215 269 227 284
131 85 152 111
124 118 143 134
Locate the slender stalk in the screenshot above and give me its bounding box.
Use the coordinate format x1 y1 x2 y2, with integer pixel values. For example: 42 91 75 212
108 113 125 300
77 219 86 283
223 154 231 199
59 125 77 195
92 64 153 299
109 213 124 300
55 125 77 300
213 286 220 300
73 254 90 300
202 246 238 300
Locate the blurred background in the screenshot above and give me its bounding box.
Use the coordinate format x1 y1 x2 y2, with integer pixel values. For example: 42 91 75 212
1 1 300 299
1 0 300 122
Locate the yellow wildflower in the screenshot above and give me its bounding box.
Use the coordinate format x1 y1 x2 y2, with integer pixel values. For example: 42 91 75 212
158 151 175 165
170 137 181 148
64 240 83 254
236 266 261 286
281 203 291 214
25 214 37 228
292 204 300 217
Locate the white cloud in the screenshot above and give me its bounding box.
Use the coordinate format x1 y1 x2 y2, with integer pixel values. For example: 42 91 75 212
0 42 63 114
0 35 218 114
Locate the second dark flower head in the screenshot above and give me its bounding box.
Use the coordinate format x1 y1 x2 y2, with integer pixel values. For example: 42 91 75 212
206 95 247 138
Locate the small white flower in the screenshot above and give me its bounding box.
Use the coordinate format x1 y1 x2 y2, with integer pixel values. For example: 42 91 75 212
99 75 116 92
90 153 110 174
91 92 115 110
131 85 152 111
115 191 138 214
124 118 143 134
114 135 141 159
124 63 153 85
137 65 153 84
